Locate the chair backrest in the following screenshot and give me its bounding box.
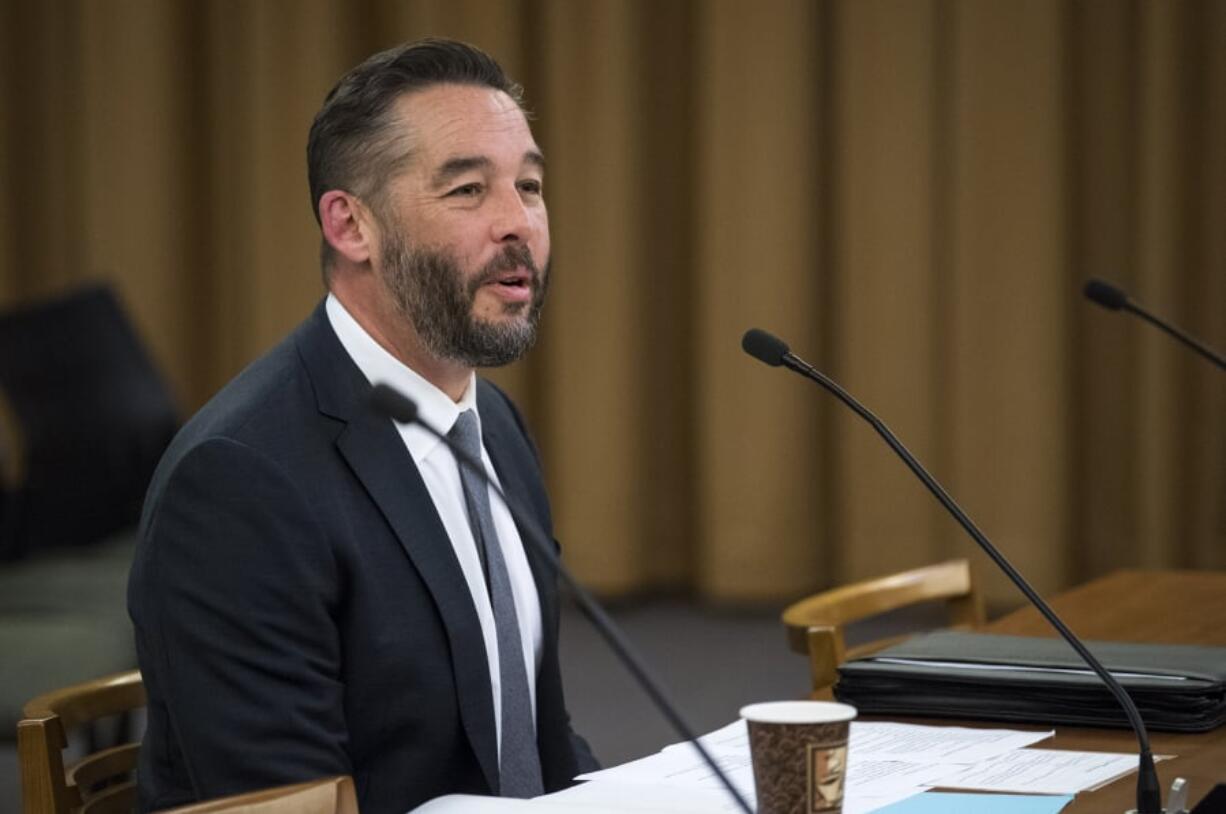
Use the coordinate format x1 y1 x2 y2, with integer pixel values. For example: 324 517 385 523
17 669 145 814
781 560 985 695
158 776 359 814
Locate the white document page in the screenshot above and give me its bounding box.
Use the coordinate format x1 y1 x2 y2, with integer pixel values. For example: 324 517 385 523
574 747 967 797
541 779 924 814
412 722 1109 812
660 720 1053 764
933 749 1170 795
851 722 1054 763
575 746 755 792
844 757 966 794
537 781 747 813
574 719 1057 809
410 796 566 813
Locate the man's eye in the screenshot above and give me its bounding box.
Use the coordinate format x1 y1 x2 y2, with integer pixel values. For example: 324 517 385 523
518 180 543 196
449 183 484 197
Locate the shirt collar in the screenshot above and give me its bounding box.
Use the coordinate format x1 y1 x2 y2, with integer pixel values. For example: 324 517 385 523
325 293 479 462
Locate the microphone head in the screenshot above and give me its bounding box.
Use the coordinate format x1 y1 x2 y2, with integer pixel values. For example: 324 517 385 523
369 383 419 424
742 328 790 367
1084 279 1130 311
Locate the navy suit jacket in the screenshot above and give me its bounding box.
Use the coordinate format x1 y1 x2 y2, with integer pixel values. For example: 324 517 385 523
128 302 595 813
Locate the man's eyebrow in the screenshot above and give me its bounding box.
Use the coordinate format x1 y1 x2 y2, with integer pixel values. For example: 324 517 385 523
430 156 493 189
429 151 547 190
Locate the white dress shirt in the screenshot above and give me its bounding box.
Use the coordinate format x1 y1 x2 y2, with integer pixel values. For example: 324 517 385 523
325 294 542 755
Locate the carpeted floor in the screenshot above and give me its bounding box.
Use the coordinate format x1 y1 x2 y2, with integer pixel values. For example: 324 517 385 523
556 598 809 767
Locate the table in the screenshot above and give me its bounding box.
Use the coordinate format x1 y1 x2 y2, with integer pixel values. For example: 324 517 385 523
976 569 1226 811
414 570 1225 813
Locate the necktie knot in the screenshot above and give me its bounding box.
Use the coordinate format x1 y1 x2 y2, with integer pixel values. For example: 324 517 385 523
449 410 483 461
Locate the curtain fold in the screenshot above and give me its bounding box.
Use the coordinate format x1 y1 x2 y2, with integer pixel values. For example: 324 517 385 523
2 0 1221 606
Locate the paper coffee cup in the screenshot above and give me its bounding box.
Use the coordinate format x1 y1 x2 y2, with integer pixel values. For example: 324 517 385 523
740 701 857 814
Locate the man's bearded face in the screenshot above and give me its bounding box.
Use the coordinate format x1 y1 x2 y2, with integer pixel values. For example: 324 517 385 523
378 221 550 368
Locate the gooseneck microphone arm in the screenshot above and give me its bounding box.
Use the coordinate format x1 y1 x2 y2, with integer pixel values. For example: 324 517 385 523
368 384 753 814
741 328 1162 814
1084 278 1226 371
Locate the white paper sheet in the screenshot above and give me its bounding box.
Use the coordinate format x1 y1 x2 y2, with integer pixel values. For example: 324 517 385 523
538 780 750 812
845 758 966 794
410 720 1133 813
850 722 1054 763
932 749 1164 795
410 795 562 813
660 720 1053 765
542 778 925 814
574 746 755 793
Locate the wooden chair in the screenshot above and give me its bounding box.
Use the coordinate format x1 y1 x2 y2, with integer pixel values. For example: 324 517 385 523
17 669 145 814
158 776 358 814
782 560 985 697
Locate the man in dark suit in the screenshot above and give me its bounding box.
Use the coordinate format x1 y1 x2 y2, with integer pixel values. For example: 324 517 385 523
128 39 596 813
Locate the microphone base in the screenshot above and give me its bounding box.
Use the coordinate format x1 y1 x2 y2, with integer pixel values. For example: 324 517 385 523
1125 775 1205 814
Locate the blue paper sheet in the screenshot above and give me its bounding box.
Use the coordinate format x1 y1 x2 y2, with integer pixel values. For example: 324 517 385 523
874 792 1074 813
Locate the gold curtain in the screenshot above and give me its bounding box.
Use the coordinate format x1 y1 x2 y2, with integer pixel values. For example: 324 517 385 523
2 0 1222 606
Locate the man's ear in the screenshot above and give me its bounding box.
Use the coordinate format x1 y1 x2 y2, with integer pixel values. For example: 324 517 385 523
319 190 376 265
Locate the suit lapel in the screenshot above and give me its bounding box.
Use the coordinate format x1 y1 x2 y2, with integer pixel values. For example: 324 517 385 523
296 304 499 793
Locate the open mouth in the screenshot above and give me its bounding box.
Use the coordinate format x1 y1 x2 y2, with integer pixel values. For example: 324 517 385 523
490 270 532 289
479 268 535 304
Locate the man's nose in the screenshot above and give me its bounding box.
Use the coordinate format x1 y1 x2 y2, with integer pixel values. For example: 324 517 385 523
489 186 536 243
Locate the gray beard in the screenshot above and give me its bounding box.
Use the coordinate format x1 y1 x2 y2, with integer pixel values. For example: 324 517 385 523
379 233 549 368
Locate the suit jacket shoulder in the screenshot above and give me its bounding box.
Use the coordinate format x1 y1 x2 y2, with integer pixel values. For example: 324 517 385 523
129 302 587 813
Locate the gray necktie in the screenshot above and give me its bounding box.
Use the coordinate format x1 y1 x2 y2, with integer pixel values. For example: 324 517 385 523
449 410 544 798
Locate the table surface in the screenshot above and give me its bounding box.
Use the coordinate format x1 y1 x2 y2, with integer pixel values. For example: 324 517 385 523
947 569 1226 811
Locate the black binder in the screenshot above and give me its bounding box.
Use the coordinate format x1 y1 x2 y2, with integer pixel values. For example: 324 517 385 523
835 631 1226 732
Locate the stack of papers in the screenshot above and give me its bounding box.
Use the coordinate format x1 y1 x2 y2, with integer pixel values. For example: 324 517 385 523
545 719 1162 813
413 720 1167 813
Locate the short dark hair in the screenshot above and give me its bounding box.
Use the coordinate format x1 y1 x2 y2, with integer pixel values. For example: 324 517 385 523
307 39 525 270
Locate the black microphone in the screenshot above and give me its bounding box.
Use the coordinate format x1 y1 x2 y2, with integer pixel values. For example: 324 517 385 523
1084 278 1225 371
742 328 790 367
369 383 420 424
368 383 753 814
742 329 1164 814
